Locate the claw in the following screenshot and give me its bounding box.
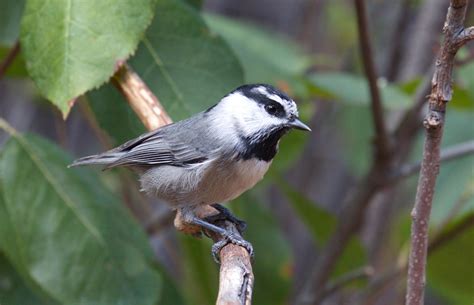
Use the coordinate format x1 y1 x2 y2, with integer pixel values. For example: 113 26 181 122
211 232 254 264
177 206 253 264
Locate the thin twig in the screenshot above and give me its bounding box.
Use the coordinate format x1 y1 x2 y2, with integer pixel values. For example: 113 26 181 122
323 266 374 298
405 1 473 305
356 212 474 305
355 0 391 162
0 41 20 79
295 2 396 303
112 63 254 305
429 213 474 253
296 168 382 305
393 140 474 181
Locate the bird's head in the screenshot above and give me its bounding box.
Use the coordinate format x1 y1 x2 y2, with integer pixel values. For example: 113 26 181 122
210 84 310 138
207 84 310 160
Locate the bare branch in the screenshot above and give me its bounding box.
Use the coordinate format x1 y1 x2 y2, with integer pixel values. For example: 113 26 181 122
454 26 474 48
405 1 473 305
393 72 432 146
295 170 382 305
393 140 474 181
0 41 20 79
111 63 254 305
213 223 254 305
355 0 391 161
323 266 374 298
112 63 172 130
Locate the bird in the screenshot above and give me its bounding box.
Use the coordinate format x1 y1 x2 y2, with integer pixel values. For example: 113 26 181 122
70 84 311 261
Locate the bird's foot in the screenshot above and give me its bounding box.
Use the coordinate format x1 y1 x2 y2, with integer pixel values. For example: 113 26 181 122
178 207 253 264
211 232 254 264
205 203 247 234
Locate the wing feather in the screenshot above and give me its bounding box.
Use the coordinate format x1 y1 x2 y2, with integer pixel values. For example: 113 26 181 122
105 127 210 169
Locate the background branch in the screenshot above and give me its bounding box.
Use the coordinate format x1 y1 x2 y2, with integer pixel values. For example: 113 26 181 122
405 1 473 305
323 266 374 298
393 140 474 181
355 0 390 161
0 41 20 79
111 63 254 305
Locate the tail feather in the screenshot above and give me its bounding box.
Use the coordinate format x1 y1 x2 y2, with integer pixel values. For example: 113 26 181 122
68 153 122 168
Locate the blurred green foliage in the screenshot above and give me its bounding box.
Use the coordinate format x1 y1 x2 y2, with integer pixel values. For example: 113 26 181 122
281 182 367 277
427 213 474 305
0 0 473 304
0 252 54 305
0 0 25 47
0 130 161 305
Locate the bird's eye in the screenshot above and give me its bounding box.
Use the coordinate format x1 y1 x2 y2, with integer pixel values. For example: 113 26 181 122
265 104 277 115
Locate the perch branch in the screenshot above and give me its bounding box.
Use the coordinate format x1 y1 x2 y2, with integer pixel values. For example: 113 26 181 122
355 0 391 161
112 63 172 130
392 140 474 181
0 41 20 79
405 1 473 305
112 63 254 305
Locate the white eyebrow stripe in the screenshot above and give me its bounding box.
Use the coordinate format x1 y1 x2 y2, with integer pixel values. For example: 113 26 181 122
266 94 284 104
254 86 268 95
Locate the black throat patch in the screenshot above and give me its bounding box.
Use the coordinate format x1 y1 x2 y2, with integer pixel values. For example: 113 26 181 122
238 127 289 162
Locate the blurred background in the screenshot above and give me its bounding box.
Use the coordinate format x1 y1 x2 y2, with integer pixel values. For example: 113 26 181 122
0 0 473 305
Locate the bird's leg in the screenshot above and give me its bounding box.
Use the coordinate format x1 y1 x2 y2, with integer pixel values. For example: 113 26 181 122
204 203 247 234
178 207 253 263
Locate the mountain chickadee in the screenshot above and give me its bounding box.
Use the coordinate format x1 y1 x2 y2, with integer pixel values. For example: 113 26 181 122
70 84 310 260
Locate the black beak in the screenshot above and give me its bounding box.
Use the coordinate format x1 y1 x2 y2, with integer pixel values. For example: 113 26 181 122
288 118 311 131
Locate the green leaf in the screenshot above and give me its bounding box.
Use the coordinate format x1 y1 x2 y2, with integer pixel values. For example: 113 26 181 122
427 214 474 305
20 0 155 117
280 182 367 277
0 0 25 47
205 14 311 94
0 252 55 305
0 125 161 305
309 72 412 109
89 0 244 144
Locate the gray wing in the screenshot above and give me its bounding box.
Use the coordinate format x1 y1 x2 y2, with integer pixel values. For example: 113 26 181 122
105 115 214 169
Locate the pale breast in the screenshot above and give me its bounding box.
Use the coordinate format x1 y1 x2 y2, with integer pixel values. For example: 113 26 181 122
195 158 272 205
139 158 271 207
